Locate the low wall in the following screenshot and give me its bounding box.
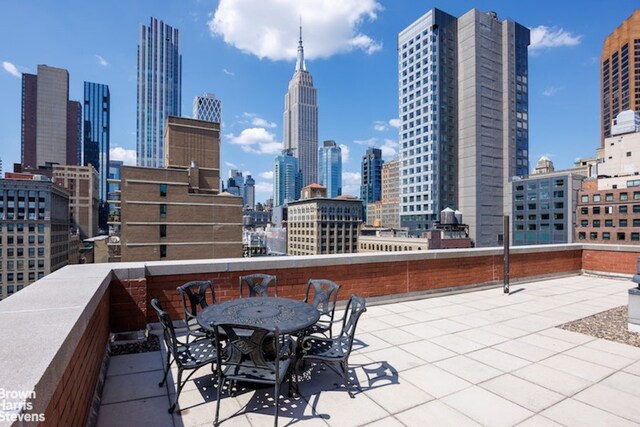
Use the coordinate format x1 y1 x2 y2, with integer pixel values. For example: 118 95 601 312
111 245 585 331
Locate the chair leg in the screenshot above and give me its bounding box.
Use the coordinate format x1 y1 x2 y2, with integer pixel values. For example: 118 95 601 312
159 352 171 387
340 360 354 398
169 369 183 414
214 375 225 427
274 381 280 427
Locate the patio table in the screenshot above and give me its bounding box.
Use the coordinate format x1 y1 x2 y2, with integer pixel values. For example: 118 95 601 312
196 297 320 335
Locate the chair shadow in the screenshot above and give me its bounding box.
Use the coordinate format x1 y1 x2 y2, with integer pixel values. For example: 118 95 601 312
171 359 399 426
509 287 526 295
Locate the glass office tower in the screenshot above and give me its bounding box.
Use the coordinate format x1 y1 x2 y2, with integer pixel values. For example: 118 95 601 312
318 140 342 198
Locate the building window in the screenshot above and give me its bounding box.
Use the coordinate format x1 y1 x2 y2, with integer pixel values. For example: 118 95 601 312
635 191 640 200
605 193 613 201
593 195 601 202
605 219 614 227
160 183 167 197
160 204 167 218
590 232 598 240
580 220 588 227
634 219 640 227
621 192 629 201
618 232 626 241
554 224 564 231
620 205 628 213
160 224 167 238
632 232 640 241
634 205 640 213
603 232 611 240
581 195 588 202
160 244 167 258
593 220 600 228
593 207 601 214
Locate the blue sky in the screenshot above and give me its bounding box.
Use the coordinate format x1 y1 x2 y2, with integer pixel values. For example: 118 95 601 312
1 0 639 203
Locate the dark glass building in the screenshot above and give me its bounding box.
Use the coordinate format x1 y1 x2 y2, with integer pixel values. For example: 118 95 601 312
83 82 110 232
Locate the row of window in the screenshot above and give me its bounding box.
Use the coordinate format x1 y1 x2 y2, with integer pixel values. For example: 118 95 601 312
581 191 640 203
580 205 640 214
2 259 45 271
516 224 564 231
0 284 25 296
0 223 46 233
4 271 44 283
578 218 640 227
577 232 639 241
2 235 46 245
515 179 565 191
0 247 46 258
515 203 564 211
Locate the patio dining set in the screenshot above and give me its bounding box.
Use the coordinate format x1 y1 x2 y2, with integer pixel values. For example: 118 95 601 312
150 274 367 426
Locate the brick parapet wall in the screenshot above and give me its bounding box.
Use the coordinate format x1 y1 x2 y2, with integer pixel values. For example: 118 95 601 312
582 248 640 274
41 290 109 426
110 248 584 331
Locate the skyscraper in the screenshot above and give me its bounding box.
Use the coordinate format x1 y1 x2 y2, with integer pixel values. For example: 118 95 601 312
193 93 222 123
21 65 80 169
227 170 244 198
244 175 255 209
318 140 342 198
137 17 182 168
398 8 529 246
283 26 318 186
601 9 640 144
83 82 110 231
274 150 303 207
360 147 383 205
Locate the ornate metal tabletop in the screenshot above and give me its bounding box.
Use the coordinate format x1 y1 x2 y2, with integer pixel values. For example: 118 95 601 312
197 297 320 334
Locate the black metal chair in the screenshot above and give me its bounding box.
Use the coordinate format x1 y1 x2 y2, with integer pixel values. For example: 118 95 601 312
151 298 218 414
303 279 341 337
177 280 216 341
213 323 294 427
298 295 367 398
239 274 278 298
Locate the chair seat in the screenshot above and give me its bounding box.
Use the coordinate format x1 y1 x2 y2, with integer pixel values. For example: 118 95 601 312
222 359 291 384
305 321 331 336
303 336 350 361
176 338 218 369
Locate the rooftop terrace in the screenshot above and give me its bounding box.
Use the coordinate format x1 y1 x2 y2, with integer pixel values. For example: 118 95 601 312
0 243 639 426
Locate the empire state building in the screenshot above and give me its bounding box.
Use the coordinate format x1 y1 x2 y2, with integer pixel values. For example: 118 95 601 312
283 26 318 187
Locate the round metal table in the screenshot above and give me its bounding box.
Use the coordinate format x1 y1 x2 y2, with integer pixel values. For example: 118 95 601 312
197 297 320 334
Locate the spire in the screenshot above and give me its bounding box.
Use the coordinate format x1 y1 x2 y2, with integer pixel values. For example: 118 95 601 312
295 18 306 72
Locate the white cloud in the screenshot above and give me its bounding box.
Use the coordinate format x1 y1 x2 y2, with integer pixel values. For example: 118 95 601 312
529 25 582 52
110 147 136 165
227 128 283 155
342 171 361 197
209 0 383 61
381 138 398 159
225 161 238 168
255 182 273 194
259 171 274 179
339 144 350 164
2 61 21 78
373 121 387 132
95 55 108 67
240 112 277 128
388 118 401 128
223 68 235 76
353 137 377 146
542 86 562 97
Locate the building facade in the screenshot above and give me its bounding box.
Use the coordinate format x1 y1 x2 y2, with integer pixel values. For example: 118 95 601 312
274 150 302 207
318 140 342 198
193 93 222 123
83 82 110 231
137 17 182 168
52 164 100 239
398 8 530 246
512 172 585 246
21 65 81 169
601 9 640 144
0 176 69 300
107 160 123 231
244 175 255 209
360 147 383 206
287 195 362 256
283 26 318 186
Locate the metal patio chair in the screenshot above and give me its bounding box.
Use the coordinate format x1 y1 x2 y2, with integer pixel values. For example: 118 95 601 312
239 273 278 298
298 294 367 398
177 280 216 341
151 298 218 414
303 279 341 337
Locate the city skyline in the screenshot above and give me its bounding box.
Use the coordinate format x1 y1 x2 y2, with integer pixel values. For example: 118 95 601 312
1 0 639 203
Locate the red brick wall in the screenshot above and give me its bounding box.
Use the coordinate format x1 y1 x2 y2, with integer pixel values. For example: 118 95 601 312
583 249 639 274
42 290 109 426
111 248 584 331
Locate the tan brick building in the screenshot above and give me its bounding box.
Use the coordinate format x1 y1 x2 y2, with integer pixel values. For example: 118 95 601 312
119 116 242 262
367 158 400 228
288 188 362 256
52 164 99 239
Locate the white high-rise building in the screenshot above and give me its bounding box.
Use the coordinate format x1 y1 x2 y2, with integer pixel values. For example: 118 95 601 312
193 93 222 123
398 8 530 247
137 17 182 168
283 26 318 187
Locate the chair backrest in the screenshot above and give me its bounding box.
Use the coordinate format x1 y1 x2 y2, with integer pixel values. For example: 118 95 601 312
338 295 367 349
239 274 277 298
151 298 180 361
304 279 341 322
177 280 215 323
213 323 283 382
